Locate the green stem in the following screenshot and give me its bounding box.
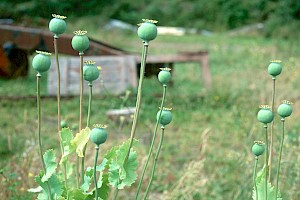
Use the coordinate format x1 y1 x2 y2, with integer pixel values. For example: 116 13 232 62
37 74 45 184
93 146 99 200
54 37 62 138
135 86 167 200
264 124 269 200
81 83 93 184
113 188 119 200
87 82 93 127
64 162 68 197
253 157 258 200
268 77 276 181
79 52 84 131
275 119 285 199
54 37 68 190
77 52 84 187
143 126 165 200
114 44 149 199
37 73 52 200
125 44 149 163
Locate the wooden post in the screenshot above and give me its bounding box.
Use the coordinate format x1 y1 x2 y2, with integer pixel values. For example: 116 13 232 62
200 53 211 89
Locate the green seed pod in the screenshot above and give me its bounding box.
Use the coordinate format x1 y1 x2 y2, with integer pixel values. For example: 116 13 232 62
71 30 90 52
257 105 274 124
90 125 108 146
60 120 68 128
268 60 282 77
277 100 293 118
158 68 172 86
49 14 67 36
83 61 100 82
32 50 52 73
252 141 265 157
137 19 158 44
157 108 173 126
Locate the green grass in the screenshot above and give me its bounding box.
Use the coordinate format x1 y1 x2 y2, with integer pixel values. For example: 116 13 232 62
1 22 300 199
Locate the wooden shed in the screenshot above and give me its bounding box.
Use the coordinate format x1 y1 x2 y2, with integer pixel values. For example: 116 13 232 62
0 24 211 95
48 55 137 96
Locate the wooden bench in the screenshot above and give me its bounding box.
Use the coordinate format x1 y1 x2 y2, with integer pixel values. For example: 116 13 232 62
135 51 211 89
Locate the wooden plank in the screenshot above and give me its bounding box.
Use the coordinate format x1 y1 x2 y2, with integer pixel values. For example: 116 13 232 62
135 51 208 63
135 51 211 89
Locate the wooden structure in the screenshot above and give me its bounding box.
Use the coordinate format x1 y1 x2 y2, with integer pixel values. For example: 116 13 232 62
48 55 137 96
141 51 211 88
0 24 211 91
0 24 126 56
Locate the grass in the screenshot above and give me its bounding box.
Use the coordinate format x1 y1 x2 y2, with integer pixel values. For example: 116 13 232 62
1 19 300 199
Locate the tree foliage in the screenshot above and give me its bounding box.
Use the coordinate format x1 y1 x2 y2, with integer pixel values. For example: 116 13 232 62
0 0 299 37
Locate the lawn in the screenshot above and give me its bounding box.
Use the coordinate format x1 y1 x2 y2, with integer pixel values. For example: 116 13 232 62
1 19 300 199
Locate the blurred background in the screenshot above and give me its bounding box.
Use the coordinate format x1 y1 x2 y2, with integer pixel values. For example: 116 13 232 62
0 1 300 199
1 0 300 38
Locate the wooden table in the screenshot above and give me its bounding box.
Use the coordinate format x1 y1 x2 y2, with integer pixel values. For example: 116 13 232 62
135 51 211 89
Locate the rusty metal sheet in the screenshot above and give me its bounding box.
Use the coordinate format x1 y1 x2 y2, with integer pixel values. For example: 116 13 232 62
0 24 127 56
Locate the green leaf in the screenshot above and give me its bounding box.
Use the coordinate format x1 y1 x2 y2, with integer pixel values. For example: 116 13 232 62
56 197 67 200
109 150 138 189
42 149 58 182
81 158 108 194
60 128 74 144
97 171 104 190
98 173 110 200
108 139 138 189
103 146 118 168
37 191 48 200
68 188 88 200
80 167 93 193
60 128 75 165
96 158 108 172
108 161 121 188
120 149 138 188
86 174 110 200
35 171 48 200
256 165 266 184
48 174 64 198
252 178 282 200
97 158 108 187
35 171 63 199
253 167 282 200
71 127 90 157
37 190 49 200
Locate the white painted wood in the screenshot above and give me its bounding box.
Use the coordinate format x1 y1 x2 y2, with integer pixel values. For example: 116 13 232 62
48 55 137 96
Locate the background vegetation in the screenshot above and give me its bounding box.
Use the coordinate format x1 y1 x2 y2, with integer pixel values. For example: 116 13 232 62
1 0 300 38
1 1 300 199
